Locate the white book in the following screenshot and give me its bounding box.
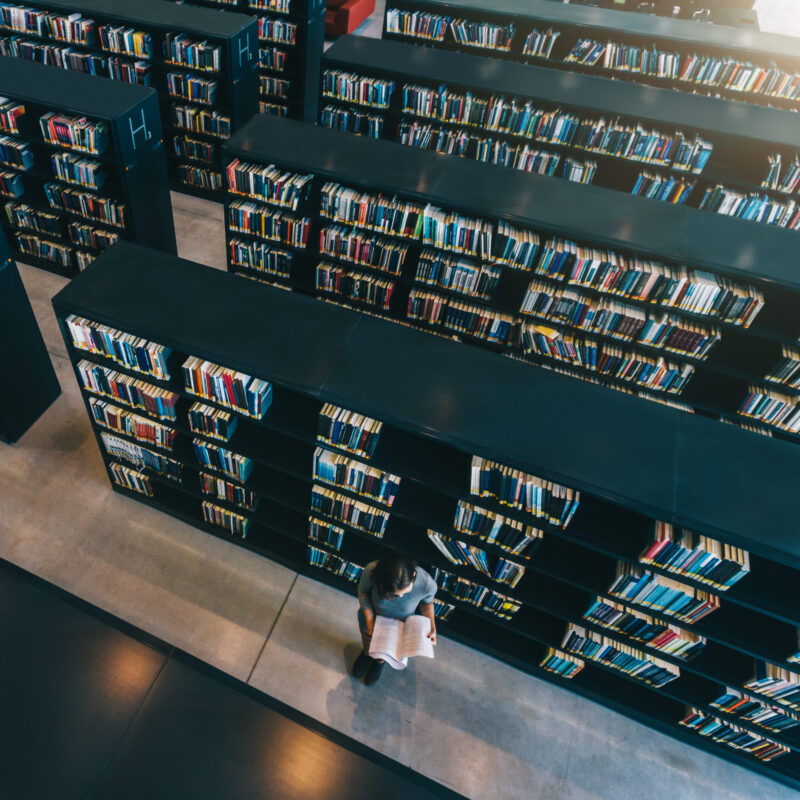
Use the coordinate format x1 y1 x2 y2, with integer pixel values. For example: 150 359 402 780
369 614 435 670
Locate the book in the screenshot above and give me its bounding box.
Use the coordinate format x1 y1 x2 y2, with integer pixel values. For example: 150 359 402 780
317 404 383 458
202 500 249 537
313 446 401 506
738 386 800 433
680 708 789 762
322 70 395 109
307 544 363 582
368 614 435 670
700 185 800 230
711 688 799 733
428 530 526 588
453 500 543 557
182 356 273 419
433 567 521 619
540 647 585 679
310 484 390 536
764 347 800 389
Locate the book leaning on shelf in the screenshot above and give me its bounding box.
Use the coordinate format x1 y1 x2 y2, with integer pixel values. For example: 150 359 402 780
182 356 272 419
189 402 237 442
452 499 543 558
764 347 800 390
561 624 680 687
313 446 401 507
540 647 585 680
738 387 800 434
607 562 719 625
109 461 153 496
76 360 179 420
89 397 176 450
470 455 580 528
710 688 800 733
744 663 800 713
432 567 521 619
201 472 257 511
427 530 526 588
582 597 706 660
193 439 253 483
307 544 363 583
226 158 313 211
317 404 383 458
310 484 390 537
640 522 750 590
679 708 789 762
66 315 171 379
100 432 182 480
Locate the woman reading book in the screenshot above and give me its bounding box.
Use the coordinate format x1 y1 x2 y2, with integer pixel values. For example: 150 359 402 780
352 554 437 685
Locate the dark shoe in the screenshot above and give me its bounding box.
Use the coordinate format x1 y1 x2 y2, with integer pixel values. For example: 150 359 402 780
351 651 370 679
364 659 384 686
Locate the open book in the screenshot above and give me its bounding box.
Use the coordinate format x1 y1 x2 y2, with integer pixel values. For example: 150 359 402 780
369 614 435 670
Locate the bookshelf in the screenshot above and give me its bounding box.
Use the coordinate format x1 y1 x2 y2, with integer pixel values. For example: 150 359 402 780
0 0 258 201
381 0 800 111
320 35 800 221
222 114 800 441
165 0 325 123
0 55 175 277
0 226 60 442
53 241 800 790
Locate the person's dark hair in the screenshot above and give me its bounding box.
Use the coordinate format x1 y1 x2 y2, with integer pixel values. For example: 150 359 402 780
373 554 417 598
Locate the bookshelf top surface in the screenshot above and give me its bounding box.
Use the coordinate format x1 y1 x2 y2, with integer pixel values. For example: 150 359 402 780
0 56 157 118
226 115 800 292
393 0 800 60
22 0 256 37
52 242 800 568
324 36 800 149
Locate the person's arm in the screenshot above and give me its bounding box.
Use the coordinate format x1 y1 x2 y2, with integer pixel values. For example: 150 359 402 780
357 562 377 636
419 602 437 645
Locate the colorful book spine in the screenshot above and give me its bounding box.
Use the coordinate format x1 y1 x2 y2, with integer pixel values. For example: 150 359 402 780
47 12 94 46
100 432 182 480
258 18 297 46
764 347 800 389
385 9 450 42
0 99 25 133
202 500 250 537
540 648 585 679
316 262 395 310
172 105 231 139
5 201 61 235
313 446 401 506
227 200 310 247
522 28 560 59
172 135 215 164
738 386 800 433
109 461 153 496
700 185 800 230
182 355 273 419
178 165 222 192
0 134 33 169
14 232 71 265
320 104 385 139
167 72 218 105
163 32 220 72
98 25 151 57
201 472 257 511
470 455 580 527
427 530 525 588
433 566 521 619
44 183 126 228
39 111 107 154
310 484 390 536
317 403 382 458
407 289 514 344
65 315 170 378
449 18 516 53
228 239 293 279
226 158 313 210
433 599 455 621
711 688 800 733
308 516 345 551
453 499 543 557
89 397 176 450
745 663 800 712
188 401 237 441
307 544 363 582
192 439 253 482
322 69 395 109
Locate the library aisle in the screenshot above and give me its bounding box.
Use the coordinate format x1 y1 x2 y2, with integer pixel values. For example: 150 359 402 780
0 190 795 800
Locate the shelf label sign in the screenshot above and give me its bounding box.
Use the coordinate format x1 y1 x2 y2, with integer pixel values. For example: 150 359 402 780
128 110 152 152
238 32 254 67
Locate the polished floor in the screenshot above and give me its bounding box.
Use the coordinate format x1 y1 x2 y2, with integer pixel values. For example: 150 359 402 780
0 559 461 800
2 3 800 798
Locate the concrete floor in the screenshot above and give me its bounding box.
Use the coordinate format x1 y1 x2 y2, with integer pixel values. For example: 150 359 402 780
3 4 800 798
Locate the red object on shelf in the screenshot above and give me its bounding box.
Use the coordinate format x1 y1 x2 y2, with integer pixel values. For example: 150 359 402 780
325 0 376 36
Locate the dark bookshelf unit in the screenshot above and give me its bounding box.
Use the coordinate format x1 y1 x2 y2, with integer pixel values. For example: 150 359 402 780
166 0 325 123
0 227 59 442
381 0 800 111
320 35 800 221
222 114 800 442
0 0 258 201
52 242 800 791
0 56 175 277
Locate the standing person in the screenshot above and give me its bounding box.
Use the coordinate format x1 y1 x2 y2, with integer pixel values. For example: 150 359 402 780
352 554 437 686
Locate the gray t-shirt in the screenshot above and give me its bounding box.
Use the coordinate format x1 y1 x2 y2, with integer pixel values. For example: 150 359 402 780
358 561 437 619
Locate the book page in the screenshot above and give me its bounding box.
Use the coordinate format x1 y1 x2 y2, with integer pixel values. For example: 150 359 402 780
399 615 435 661
369 616 406 669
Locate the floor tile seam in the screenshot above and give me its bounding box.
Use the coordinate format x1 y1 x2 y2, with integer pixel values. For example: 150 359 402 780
83 650 173 800
246 572 299 685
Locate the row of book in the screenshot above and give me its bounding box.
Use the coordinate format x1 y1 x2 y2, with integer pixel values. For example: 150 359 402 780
98 25 151 58
189 402 237 442
433 566 521 619
540 647 585 679
395 82 713 173
259 46 287 73
316 263 395 310
631 171 695 205
77 359 178 420
173 134 215 164
228 238 293 279
260 76 290 100
164 33 220 73
520 323 695 394
109 461 153 496
183 355 273 419
101 431 182 480
738 387 800 434
14 231 71 266
258 19 296 46
562 38 800 103
1 6 93 45
322 70 395 109
415 250 502 300
309 516 345 551
428 530 526 588
745 663 800 713
40 111 108 154
51 151 104 190
90 397 176 450
66 315 171 379
762 154 800 195
310 484 390 537
0 133 32 169
583 597 707 660
711 688 799 733
0 98 24 133
45 182 126 228
453 500 543 558
406 289 513 344
320 105 385 139
172 105 231 139
66 221 118 251
177 164 222 192
520 282 720 358
227 200 311 247
449 19 516 53
193 439 253 482
679 708 788 762
307 545 364 583
167 72 217 106
319 225 408 276
202 472 257 511
765 348 800 390
318 404 382 459
470 456 580 528
699 186 800 231
313 446 401 507
202 499 250 537
5 201 60 235
226 158 313 210
0 168 22 197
